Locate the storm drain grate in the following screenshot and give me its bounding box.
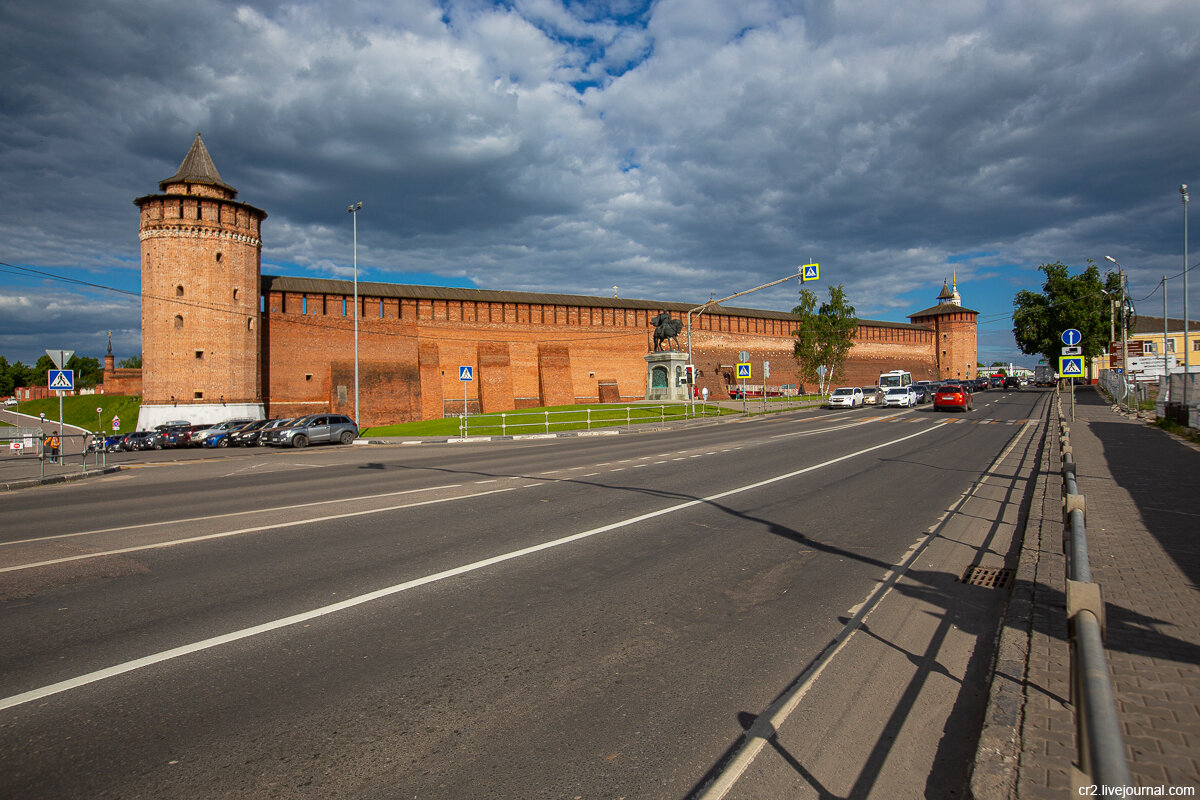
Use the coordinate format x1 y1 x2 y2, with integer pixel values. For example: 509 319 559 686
961 565 1015 589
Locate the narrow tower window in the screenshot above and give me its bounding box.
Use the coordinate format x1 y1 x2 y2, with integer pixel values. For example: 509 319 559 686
176 285 184 297
174 315 184 330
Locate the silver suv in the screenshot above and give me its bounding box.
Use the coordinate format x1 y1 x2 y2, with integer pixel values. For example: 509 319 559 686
265 414 358 448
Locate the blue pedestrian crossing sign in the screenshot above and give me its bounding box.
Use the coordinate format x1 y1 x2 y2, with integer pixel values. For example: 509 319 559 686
801 263 820 282
1061 328 1082 346
1058 355 1084 377
736 363 752 379
48 369 74 390
459 366 474 381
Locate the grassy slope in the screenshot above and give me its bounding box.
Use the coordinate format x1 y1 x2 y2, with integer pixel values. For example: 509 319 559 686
6 395 143 432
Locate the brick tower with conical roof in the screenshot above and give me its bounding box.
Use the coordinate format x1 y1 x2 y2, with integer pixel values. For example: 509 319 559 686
133 134 268 429
909 277 978 380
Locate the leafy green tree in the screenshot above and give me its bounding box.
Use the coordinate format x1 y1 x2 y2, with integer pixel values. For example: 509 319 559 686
117 354 142 369
66 354 103 389
32 354 56 388
1013 260 1121 369
0 356 13 397
793 284 858 395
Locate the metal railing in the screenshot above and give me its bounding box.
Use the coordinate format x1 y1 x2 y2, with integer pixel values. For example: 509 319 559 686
457 403 726 438
0 431 108 483
1056 388 1132 790
1097 369 1150 411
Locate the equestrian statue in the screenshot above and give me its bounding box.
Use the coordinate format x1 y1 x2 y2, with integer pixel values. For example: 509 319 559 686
650 312 684 352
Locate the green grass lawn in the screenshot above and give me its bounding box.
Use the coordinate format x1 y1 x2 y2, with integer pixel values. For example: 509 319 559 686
362 402 741 437
6 395 142 432
4 393 821 438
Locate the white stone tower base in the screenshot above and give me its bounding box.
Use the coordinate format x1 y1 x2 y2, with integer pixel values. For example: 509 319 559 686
136 402 266 432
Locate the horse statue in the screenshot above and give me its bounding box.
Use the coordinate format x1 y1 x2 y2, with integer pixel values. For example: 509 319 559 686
650 312 684 352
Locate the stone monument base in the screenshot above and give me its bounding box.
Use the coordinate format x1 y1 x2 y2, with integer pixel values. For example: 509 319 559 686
644 351 690 402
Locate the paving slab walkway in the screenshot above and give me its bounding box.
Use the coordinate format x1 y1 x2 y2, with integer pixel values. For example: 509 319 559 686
975 387 1200 798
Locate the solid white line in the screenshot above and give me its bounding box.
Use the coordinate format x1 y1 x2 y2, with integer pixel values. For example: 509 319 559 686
695 417 1038 799
0 423 945 713
0 485 526 575
0 484 466 549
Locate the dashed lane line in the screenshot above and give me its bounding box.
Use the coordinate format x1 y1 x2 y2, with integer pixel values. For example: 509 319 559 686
0 422 946 713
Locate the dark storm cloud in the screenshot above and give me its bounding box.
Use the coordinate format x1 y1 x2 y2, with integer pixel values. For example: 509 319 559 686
1 0 1197 366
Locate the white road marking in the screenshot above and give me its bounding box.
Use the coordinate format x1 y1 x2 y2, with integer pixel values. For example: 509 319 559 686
0 485 528 575
0 484 467 549
0 423 946 712
696 417 1039 799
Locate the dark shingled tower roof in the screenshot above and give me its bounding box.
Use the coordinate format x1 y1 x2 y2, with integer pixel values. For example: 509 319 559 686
159 133 237 195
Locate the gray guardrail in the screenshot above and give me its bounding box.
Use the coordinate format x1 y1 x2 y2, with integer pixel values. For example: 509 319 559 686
1056 388 1132 789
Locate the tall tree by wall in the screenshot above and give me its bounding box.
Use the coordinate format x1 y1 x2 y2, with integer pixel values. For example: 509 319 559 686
1012 260 1121 367
793 284 858 395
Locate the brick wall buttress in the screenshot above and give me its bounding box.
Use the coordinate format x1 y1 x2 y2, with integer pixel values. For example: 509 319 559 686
537 343 573 406
418 341 443 421
479 342 515 414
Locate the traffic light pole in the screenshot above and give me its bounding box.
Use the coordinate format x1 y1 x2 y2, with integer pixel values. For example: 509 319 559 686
685 266 807 416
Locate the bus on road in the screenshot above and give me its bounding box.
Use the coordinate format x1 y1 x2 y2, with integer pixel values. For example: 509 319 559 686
878 369 913 389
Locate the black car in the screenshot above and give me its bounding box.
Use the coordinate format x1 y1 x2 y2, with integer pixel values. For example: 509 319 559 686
123 430 161 451
1004 376 1020 389
154 423 190 448
228 419 273 446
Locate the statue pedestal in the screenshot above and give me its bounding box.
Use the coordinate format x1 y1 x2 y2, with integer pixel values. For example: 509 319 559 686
644 351 690 402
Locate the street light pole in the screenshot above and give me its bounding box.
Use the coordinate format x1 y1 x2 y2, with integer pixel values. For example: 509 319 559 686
685 266 806 411
1105 256 1129 395
348 202 362 424
1181 184 1189 411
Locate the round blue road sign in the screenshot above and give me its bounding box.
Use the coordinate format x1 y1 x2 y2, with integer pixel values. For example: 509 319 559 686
1061 328 1082 346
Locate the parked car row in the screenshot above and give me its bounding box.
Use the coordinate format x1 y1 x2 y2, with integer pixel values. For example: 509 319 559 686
826 372 1032 412
95 414 360 453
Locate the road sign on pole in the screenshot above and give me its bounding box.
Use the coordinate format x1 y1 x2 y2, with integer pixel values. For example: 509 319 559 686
1061 346 1082 356
459 366 473 381
48 370 74 390
801 263 820 282
1059 355 1084 377
45 349 74 369
736 363 751 379
1061 328 1082 346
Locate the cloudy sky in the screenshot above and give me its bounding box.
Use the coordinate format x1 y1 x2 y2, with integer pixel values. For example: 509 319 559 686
2 0 1198 368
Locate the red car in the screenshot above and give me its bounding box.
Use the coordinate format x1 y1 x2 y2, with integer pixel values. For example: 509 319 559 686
934 383 973 412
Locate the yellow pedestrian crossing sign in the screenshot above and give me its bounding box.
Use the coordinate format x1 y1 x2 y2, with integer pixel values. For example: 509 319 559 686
801 263 820 282
1058 356 1084 377
736 363 752 379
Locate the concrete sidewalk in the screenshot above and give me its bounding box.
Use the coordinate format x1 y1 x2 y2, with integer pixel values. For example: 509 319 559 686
973 387 1200 797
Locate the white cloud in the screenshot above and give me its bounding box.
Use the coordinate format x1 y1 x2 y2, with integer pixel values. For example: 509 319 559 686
1 0 1198 366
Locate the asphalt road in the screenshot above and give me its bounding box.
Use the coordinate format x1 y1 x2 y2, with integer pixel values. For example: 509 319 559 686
0 390 1048 799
